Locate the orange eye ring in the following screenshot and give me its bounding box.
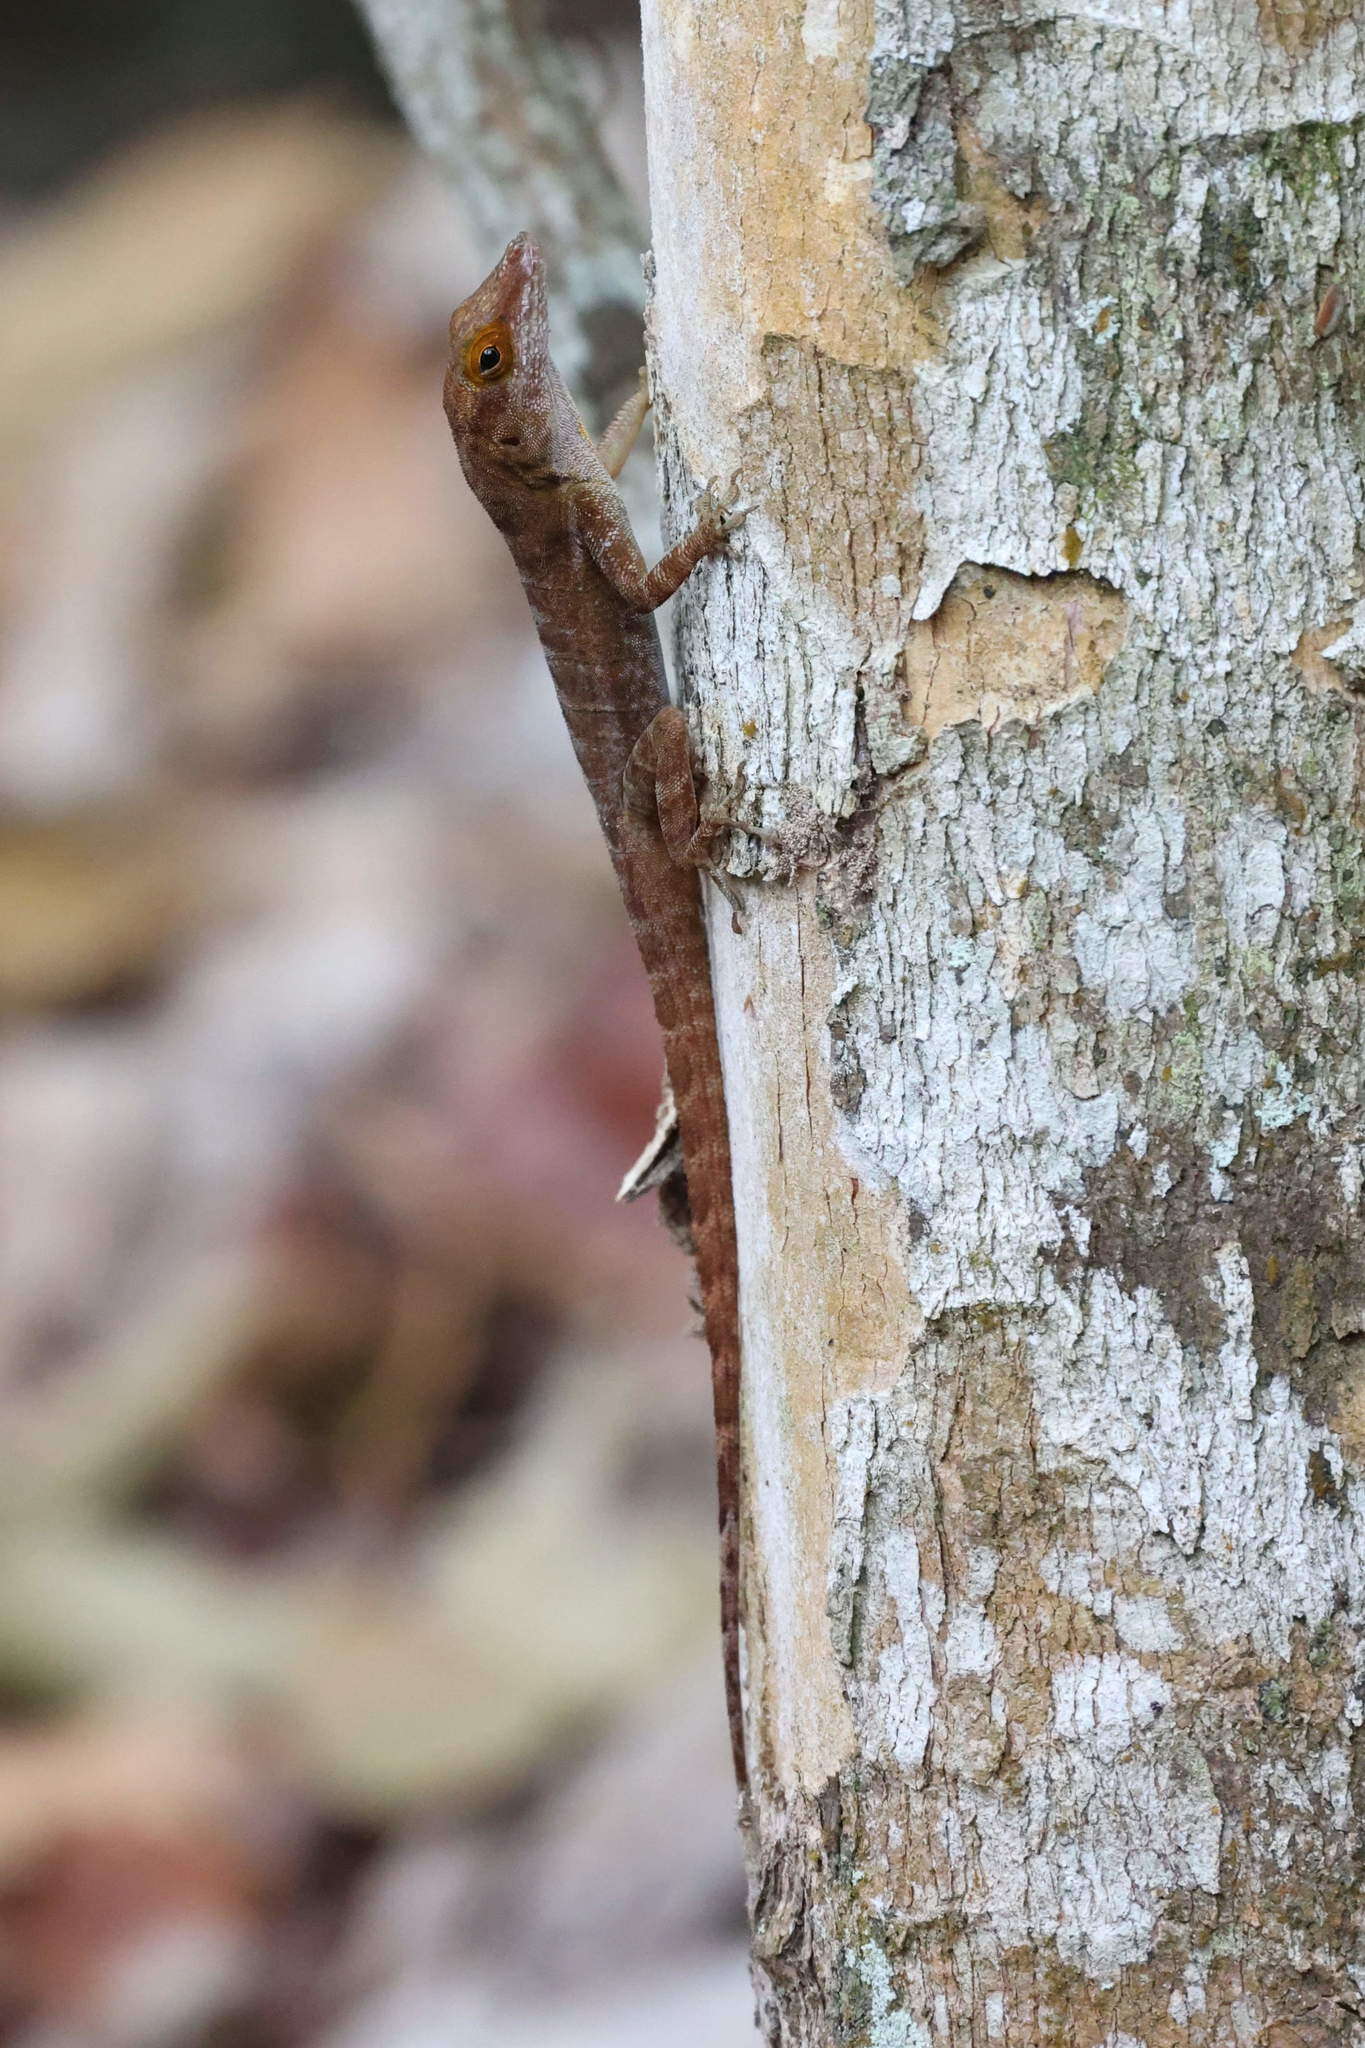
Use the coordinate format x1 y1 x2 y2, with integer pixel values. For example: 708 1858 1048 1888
464 320 514 385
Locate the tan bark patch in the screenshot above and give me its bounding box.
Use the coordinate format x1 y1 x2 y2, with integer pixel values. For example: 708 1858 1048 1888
648 0 939 398
1330 1356 1365 1465
1255 0 1358 56
957 120 1049 265
750 336 923 680
1291 618 1357 693
903 562 1129 737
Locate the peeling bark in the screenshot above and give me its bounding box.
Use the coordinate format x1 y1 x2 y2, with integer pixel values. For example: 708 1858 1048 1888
642 0 1365 2040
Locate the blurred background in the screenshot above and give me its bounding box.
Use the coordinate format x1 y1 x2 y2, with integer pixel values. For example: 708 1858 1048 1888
0 3 753 2041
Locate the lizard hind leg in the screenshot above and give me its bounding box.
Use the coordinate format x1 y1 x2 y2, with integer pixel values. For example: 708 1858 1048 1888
596 369 651 479
624 707 746 925
624 705 702 859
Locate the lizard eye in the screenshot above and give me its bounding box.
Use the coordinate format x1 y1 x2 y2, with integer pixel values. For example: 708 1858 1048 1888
464 320 514 386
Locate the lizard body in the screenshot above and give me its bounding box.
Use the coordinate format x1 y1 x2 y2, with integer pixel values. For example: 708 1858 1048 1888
443 235 747 1789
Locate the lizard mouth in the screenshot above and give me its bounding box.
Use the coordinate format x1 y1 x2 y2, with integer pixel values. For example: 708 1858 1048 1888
498 231 541 280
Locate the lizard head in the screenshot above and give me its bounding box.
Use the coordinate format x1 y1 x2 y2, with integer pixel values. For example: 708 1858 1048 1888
444 234 557 479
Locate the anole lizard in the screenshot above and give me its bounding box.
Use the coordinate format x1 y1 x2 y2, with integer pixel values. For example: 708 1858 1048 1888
443 235 749 1789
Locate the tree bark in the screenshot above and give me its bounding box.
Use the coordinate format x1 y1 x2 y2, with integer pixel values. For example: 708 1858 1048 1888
643 2 1365 2041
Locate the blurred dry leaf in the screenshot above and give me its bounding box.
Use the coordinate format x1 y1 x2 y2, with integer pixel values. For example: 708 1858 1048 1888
0 810 190 1009
0 60 748 2042
0 102 399 472
0 1258 267 1509
324 1951 757 2048
518 1660 744 1977
0 1824 261 2044
0 1707 281 2046
0 1355 715 1816
286 1350 717 1813
0 1706 257 1880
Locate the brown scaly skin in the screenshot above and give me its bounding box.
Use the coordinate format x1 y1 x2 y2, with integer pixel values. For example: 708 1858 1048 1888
444 235 748 1791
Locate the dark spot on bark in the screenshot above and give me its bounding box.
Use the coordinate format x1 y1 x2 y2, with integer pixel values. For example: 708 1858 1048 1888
1308 1446 1342 1508
1112 747 1149 791
1060 794 1121 856
1075 1121 1365 1438
1274 770 1310 827
828 1002 868 1113
1069 1136 1225 1354
815 1773 843 1846
1199 200 1266 297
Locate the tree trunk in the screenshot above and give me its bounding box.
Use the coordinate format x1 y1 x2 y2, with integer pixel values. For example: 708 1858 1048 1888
643 2 1365 2041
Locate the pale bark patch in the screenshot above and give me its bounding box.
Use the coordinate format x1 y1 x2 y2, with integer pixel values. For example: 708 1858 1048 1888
712 882 924 1791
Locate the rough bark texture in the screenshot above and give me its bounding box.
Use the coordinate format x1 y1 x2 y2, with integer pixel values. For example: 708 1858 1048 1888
642 2 1365 2042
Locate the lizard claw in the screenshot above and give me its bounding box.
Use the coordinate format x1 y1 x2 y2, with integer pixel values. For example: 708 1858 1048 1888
706 867 745 931
698 476 753 543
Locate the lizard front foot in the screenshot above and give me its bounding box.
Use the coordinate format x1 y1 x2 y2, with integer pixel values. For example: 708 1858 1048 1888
695 477 755 548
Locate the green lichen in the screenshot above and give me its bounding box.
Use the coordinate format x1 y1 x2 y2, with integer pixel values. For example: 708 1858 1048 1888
1260 119 1355 211
1327 822 1365 919
1308 1616 1338 1668
1258 1677 1292 1725
837 1948 875 2039
1158 1023 1205 1121
1045 419 1141 512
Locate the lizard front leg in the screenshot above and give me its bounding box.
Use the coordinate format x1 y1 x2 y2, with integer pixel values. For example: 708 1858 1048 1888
573 483 745 614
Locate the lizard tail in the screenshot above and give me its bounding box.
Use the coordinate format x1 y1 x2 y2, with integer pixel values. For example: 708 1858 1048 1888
716 1436 745 1789
626 842 748 1790
661 942 747 1792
